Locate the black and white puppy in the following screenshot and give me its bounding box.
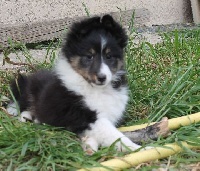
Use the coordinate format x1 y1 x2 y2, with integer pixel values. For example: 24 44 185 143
7 15 141 152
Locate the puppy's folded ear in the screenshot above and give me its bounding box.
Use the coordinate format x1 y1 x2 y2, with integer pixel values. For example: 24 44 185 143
79 17 101 36
102 15 128 49
72 17 101 38
101 15 114 28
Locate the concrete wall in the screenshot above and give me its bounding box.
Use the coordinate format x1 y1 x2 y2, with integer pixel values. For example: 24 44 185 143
0 0 193 48
0 0 192 26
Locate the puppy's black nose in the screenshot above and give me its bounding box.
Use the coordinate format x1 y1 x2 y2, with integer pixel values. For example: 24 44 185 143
97 74 106 83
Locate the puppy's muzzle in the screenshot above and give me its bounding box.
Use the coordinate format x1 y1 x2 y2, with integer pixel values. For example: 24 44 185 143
97 73 106 84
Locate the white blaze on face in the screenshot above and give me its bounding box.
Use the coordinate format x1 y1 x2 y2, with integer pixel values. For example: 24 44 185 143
101 36 107 53
97 36 112 86
99 63 112 85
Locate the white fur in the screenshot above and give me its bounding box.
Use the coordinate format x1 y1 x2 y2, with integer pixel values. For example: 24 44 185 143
19 111 32 122
20 111 40 123
55 55 142 151
112 70 126 82
7 102 19 116
101 36 107 52
99 63 112 86
82 136 98 152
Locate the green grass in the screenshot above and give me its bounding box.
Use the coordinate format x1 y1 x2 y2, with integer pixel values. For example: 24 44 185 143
125 29 200 124
0 28 200 170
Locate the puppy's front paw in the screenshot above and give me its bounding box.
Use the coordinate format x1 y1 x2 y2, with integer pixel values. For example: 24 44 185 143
81 136 98 155
82 144 95 156
117 137 142 152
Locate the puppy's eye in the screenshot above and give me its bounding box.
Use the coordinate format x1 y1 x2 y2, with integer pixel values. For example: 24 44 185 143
106 54 112 60
86 55 94 60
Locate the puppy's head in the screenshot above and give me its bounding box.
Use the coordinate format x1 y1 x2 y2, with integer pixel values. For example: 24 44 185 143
62 15 128 87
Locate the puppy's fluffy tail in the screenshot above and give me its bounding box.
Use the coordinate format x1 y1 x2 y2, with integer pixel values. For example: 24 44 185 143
10 74 27 101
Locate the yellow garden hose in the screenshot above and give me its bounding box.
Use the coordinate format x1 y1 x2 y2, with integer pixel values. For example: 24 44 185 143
80 141 198 171
119 112 200 132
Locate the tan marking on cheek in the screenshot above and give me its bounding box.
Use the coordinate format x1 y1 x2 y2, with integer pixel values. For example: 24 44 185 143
69 56 94 83
75 68 92 82
77 70 91 82
69 56 80 69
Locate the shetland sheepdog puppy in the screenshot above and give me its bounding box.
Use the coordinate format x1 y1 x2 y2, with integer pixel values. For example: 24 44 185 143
7 15 142 152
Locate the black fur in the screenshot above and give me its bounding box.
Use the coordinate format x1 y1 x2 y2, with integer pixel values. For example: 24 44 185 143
10 70 96 133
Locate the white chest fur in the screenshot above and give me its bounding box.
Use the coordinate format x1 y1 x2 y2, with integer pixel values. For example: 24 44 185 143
55 56 129 125
83 86 128 124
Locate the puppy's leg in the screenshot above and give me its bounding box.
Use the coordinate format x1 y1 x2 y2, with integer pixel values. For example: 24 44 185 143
84 118 141 152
